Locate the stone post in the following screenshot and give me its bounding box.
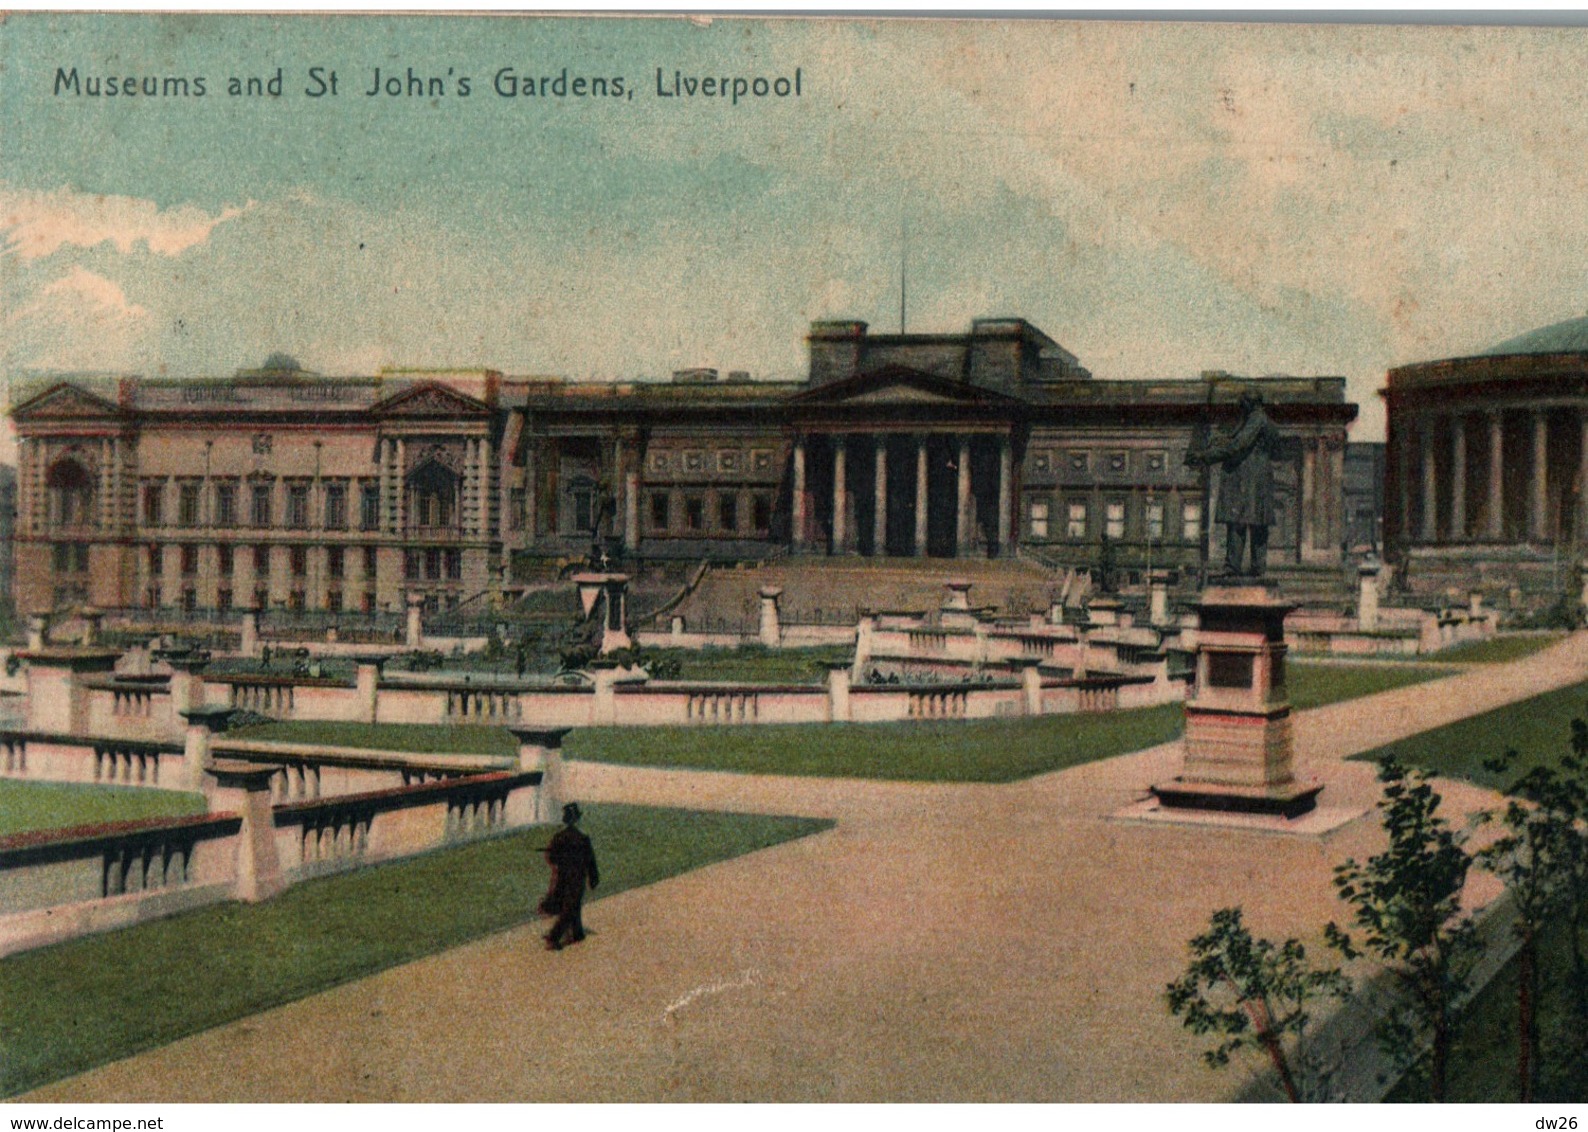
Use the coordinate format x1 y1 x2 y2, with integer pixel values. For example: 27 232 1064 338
182 705 234 791
165 652 210 728
589 661 619 726
997 436 1013 556
206 761 285 903
79 607 103 647
758 586 784 648
406 593 425 649
853 611 876 673
1357 560 1381 631
670 614 686 638
21 648 118 735
354 657 384 724
1017 657 1043 716
240 606 260 658
507 726 571 824
1148 570 1171 627
941 578 975 631
26 613 48 652
825 661 851 723
1450 415 1467 540
1469 590 1484 618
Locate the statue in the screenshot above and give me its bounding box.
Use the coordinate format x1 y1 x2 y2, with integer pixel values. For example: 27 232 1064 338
1187 390 1281 579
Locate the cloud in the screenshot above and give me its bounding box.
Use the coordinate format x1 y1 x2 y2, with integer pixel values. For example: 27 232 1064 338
7 267 151 372
0 185 255 260
37 266 148 321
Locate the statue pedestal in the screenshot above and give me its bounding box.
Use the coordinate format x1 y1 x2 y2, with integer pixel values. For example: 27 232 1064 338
1151 584 1321 818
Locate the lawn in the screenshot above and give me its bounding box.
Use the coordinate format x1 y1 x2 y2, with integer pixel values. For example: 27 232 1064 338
650 644 855 684
0 803 831 1098
0 781 206 838
1353 678 1588 791
1285 661 1451 712
226 720 518 758
1434 633 1567 665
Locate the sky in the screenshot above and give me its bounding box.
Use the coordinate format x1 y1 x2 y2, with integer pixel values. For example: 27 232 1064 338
5 14 1588 459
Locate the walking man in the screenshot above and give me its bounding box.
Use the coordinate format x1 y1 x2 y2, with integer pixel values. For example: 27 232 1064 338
539 802 600 950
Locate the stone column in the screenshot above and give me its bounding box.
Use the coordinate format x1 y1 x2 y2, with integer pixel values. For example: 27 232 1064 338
205 762 285 903
956 437 972 554
791 437 808 552
406 593 424 648
1450 414 1467 542
355 659 383 724
914 436 929 557
872 438 888 556
1420 417 1438 543
239 607 260 658
394 438 407 534
1358 560 1381 631
1300 438 1316 555
524 440 539 542
758 586 783 648
825 661 851 723
1488 410 1505 540
832 436 848 554
624 467 640 554
508 726 570 824
997 436 1013 556
1532 409 1550 542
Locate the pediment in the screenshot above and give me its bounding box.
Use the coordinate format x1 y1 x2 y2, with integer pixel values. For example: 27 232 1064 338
11 383 123 421
372 381 491 418
843 383 966 405
790 364 1022 408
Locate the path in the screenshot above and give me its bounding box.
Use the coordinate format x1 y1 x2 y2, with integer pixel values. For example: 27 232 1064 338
27 633 1588 1103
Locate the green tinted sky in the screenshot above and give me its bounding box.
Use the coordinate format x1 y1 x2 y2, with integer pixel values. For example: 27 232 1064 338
6 15 1588 442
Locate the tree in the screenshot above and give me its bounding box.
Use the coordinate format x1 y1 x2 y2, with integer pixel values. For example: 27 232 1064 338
1327 759 1480 1102
1166 906 1351 1102
1475 749 1580 1101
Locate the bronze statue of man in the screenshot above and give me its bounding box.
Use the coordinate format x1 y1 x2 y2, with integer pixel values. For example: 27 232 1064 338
1189 390 1281 578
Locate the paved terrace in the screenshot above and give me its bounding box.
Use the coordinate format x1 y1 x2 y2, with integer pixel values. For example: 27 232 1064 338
28 633 1588 1102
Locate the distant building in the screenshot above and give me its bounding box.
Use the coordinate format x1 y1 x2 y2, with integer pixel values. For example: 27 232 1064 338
10 320 1358 616
1383 315 1588 599
0 464 15 616
1344 442 1384 555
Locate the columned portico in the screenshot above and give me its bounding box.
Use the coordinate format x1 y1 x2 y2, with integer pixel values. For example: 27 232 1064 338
1450 414 1467 540
831 435 850 554
914 436 929 556
1487 410 1504 541
1531 409 1549 542
873 438 888 553
956 437 972 554
1420 416 1438 543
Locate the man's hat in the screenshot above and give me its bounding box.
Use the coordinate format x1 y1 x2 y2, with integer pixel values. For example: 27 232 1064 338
562 802 583 824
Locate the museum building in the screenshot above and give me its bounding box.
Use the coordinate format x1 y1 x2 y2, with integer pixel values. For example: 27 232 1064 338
11 320 1358 616
1383 314 1588 598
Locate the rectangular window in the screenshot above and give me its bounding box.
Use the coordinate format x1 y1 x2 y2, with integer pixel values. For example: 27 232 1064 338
290 546 307 577
183 588 198 613
218 545 234 576
287 484 310 529
444 549 461 581
1066 502 1088 540
404 549 420 581
251 484 272 528
1030 500 1050 538
289 590 305 613
425 548 442 581
324 484 348 530
181 545 198 576
572 490 594 533
685 496 704 532
218 589 232 614
327 591 343 613
650 492 670 531
752 494 772 532
254 545 271 579
148 544 163 576
327 547 345 580
1105 501 1126 539
215 483 237 528
178 483 200 528
360 484 381 531
143 484 163 526
364 546 378 580
362 591 376 614
1182 502 1203 542
1146 501 1165 540
718 495 738 533
509 488 526 531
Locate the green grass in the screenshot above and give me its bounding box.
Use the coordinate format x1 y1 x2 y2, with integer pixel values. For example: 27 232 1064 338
0 803 830 1098
1286 661 1451 712
0 781 206 838
1432 634 1566 665
565 706 1186 782
652 644 855 684
226 721 518 758
1353 678 1588 791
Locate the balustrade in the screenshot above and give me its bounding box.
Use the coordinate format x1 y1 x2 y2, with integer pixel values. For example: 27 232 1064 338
93 745 160 785
445 689 524 722
685 691 759 723
101 836 191 897
907 690 967 718
0 739 25 775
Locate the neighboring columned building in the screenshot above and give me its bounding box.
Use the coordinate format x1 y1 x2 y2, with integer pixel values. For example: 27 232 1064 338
1384 315 1588 597
12 321 1358 616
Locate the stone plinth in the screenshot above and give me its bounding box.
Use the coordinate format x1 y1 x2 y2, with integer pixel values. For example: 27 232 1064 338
182 705 236 791
508 726 570 824
1151 584 1321 818
573 572 632 654
405 594 425 649
1358 560 1381 631
758 586 784 648
206 760 285 903
19 648 120 735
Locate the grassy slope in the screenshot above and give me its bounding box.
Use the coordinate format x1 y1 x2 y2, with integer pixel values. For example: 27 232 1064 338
1285 661 1450 712
0 781 206 838
226 721 518 757
1433 634 1566 665
0 803 830 1097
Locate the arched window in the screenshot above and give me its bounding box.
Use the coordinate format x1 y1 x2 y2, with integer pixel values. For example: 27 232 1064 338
46 458 96 528
406 460 460 532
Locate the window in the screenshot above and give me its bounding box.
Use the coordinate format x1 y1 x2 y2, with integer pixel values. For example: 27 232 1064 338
48 461 95 528
444 549 461 581
650 492 670 531
215 483 237 528
405 549 420 581
251 483 273 528
181 545 198 576
148 544 163 576
218 589 232 613
571 489 594 533
290 546 307 577
254 545 271 579
362 592 376 614
1029 500 1050 538
218 545 234 576
361 484 381 531
287 484 310 529
53 543 86 572
1182 502 1203 542
685 496 704 532
425 548 442 581
288 590 305 613
327 591 343 613
178 483 200 528
1105 501 1126 539
1146 501 1165 540
509 488 526 530
327 547 345 580
364 546 378 580
143 483 164 526
183 588 198 613
752 494 772 532
719 495 738 533
324 484 347 530
1066 502 1088 540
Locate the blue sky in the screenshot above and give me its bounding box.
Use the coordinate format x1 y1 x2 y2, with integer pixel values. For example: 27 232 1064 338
6 15 1588 450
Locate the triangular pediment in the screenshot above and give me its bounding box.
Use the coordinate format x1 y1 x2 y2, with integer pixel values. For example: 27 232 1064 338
790 364 1022 407
372 381 491 418
11 382 123 421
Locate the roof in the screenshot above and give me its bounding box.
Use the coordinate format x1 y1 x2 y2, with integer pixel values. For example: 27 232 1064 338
1482 314 1588 357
